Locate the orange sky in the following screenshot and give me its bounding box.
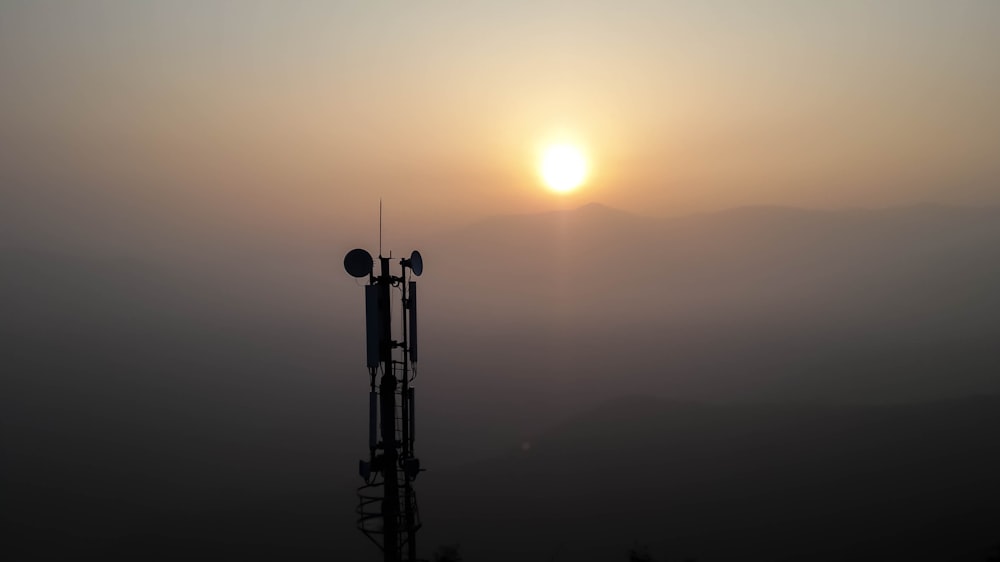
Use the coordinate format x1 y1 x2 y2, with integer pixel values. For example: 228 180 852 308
2 1 999 247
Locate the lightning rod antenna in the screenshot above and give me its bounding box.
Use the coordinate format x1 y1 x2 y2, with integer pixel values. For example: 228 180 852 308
378 199 383 258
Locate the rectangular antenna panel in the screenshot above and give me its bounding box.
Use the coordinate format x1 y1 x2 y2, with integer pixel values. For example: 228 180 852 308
408 281 418 362
408 388 415 446
365 285 380 368
369 390 378 450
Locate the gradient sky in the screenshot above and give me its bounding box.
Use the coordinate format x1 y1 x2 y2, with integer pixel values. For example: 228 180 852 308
2 1 999 253
5 7 1000 558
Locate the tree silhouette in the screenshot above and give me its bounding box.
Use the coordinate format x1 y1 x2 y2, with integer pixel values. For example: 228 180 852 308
628 544 656 562
626 544 699 562
432 543 462 562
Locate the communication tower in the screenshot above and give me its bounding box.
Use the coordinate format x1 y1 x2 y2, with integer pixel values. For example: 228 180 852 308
344 244 424 562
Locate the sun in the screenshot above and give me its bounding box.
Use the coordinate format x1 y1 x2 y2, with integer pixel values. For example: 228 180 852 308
540 144 587 193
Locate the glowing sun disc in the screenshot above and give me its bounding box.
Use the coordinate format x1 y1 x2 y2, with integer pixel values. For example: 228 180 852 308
540 144 587 193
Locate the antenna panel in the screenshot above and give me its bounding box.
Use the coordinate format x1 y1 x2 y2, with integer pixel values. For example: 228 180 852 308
407 388 415 447
369 390 378 450
365 285 380 368
408 281 418 362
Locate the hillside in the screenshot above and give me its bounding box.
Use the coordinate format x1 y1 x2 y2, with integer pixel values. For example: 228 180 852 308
4 203 1000 559
421 395 1000 561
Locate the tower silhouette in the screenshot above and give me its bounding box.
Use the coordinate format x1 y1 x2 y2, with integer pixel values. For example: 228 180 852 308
345 246 424 562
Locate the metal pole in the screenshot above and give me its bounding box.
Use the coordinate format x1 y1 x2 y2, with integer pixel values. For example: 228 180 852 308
401 281 410 461
401 281 416 562
377 256 399 562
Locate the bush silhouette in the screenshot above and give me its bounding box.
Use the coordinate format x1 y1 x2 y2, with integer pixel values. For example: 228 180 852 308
433 543 462 562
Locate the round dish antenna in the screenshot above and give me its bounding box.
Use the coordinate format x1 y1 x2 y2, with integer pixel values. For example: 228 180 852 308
403 250 423 276
344 248 373 278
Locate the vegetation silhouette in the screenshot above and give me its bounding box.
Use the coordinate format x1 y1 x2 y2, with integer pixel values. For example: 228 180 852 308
628 544 655 562
433 543 462 562
627 544 697 562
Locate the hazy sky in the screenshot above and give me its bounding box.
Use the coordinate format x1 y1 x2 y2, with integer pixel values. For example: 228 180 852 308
5 6 1000 558
2 1 999 252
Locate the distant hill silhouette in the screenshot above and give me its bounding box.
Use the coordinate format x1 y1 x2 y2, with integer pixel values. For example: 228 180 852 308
435 202 1000 329
4 203 1000 560
426 202 1000 404
421 394 1000 562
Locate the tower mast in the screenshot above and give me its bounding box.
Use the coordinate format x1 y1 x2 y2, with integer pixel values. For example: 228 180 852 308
344 241 424 562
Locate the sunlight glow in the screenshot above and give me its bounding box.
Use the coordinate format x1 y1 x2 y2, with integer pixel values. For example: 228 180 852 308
540 144 587 193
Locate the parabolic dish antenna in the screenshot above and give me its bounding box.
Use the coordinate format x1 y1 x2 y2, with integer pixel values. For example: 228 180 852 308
406 250 423 276
344 248 373 278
